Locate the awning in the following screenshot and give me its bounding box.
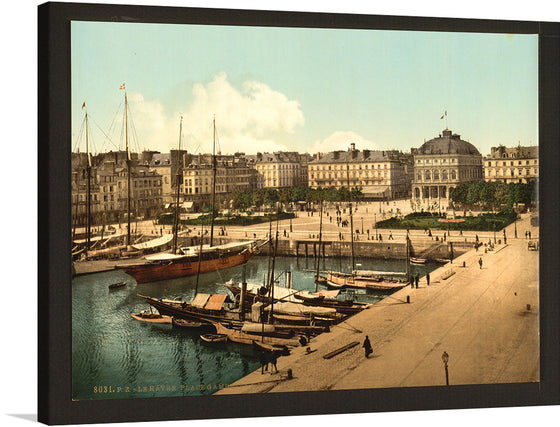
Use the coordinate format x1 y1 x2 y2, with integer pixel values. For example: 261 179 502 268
362 185 390 197
204 294 228 310
191 294 211 309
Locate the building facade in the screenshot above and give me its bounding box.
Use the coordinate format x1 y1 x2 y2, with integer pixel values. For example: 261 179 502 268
71 151 163 228
484 145 539 184
308 144 412 200
182 153 259 211
412 129 483 202
246 151 310 189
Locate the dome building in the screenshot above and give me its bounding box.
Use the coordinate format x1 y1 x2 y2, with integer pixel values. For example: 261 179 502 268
411 129 483 203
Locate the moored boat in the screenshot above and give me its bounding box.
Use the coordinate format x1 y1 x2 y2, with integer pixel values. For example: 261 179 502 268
211 321 300 347
172 318 205 328
130 311 173 324
118 241 256 284
324 271 408 292
410 257 427 264
108 281 127 290
200 333 228 343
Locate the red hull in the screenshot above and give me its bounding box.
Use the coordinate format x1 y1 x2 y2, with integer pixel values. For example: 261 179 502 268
123 251 254 284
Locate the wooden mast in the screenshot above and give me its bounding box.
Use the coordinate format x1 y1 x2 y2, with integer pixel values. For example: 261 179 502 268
123 85 132 247
172 116 183 254
346 162 355 272
209 115 217 247
315 198 324 291
268 204 280 324
84 103 92 252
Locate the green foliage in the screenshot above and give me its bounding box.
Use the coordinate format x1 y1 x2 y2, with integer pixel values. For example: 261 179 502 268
232 190 253 210
377 209 517 232
450 180 537 208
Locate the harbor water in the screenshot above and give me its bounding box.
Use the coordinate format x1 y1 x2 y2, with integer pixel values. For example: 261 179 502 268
72 255 436 400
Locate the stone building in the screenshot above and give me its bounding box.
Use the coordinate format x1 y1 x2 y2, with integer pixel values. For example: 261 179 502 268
308 144 412 200
182 153 259 211
71 151 163 227
246 151 310 189
484 144 539 184
411 129 483 203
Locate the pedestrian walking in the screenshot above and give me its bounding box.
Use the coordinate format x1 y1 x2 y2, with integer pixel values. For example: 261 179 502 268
478 257 483 269
415 274 419 289
528 231 531 239
426 273 430 286
525 231 528 239
389 231 393 240
363 335 373 358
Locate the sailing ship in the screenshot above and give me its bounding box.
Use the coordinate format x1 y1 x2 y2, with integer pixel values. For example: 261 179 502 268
318 163 410 292
116 116 256 283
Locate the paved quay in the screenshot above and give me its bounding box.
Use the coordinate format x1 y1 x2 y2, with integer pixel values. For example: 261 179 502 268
216 215 539 394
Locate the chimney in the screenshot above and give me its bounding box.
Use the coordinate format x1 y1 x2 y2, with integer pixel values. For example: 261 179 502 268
350 143 356 151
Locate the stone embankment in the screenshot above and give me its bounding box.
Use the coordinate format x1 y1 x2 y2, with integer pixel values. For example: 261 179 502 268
216 214 539 394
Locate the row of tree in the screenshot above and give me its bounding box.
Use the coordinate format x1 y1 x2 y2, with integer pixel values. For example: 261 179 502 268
232 185 364 210
449 181 537 208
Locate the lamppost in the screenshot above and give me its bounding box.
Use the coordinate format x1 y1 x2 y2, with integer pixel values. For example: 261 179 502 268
441 351 450 386
361 217 364 234
374 213 378 240
514 214 518 238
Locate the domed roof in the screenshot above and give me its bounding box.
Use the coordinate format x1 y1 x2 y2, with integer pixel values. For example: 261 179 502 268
417 129 480 156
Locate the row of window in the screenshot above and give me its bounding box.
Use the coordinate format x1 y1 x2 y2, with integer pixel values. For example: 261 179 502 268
486 168 538 176
310 163 391 171
485 160 538 167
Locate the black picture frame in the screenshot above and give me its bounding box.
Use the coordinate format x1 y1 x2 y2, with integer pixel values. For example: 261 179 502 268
38 2 560 425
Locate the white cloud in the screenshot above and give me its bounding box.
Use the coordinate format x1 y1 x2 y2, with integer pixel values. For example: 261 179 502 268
124 72 305 154
309 131 379 154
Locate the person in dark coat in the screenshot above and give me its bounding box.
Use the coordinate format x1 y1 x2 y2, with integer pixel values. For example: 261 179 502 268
363 335 373 358
415 274 419 288
426 273 430 286
478 257 483 269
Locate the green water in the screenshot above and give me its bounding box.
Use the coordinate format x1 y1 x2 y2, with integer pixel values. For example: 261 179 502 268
72 255 435 400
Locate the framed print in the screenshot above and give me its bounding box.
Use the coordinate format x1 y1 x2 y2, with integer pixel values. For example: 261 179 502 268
38 1 560 425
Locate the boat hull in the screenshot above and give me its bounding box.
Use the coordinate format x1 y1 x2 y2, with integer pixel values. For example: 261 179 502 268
121 251 254 284
325 272 408 292
130 313 173 324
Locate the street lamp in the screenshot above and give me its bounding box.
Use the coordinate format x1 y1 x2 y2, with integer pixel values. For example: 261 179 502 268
514 215 518 238
441 351 450 386
374 213 378 240
361 217 364 234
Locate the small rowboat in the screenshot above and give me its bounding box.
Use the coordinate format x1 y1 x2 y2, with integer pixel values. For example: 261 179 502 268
410 257 427 264
130 312 172 324
200 333 228 343
109 281 127 290
172 318 204 328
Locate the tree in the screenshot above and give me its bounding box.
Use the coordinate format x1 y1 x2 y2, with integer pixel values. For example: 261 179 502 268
337 186 351 202
466 181 484 205
480 181 497 206
494 181 509 208
253 188 265 208
264 188 279 207
232 190 253 210
291 185 307 202
450 182 469 205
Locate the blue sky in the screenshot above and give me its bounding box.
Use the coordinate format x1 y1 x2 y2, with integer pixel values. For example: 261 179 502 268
71 20 538 157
